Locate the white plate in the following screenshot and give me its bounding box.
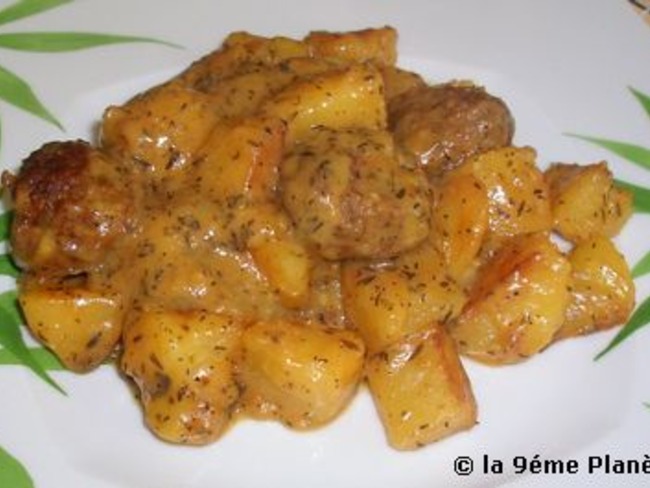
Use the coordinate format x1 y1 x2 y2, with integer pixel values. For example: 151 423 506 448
1 0 649 487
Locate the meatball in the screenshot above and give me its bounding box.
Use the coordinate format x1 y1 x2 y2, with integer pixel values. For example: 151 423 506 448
389 83 515 176
6 140 137 275
280 127 431 260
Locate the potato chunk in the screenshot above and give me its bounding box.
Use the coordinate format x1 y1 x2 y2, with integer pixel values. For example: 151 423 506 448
192 115 286 203
366 326 477 450
190 58 340 122
101 80 220 178
249 234 312 309
222 31 310 65
121 310 243 445
19 286 124 372
555 237 635 340
380 66 426 103
544 162 633 243
430 171 489 284
305 26 397 66
458 146 552 239
238 320 365 429
450 233 571 364
179 31 310 91
342 242 466 353
261 62 386 143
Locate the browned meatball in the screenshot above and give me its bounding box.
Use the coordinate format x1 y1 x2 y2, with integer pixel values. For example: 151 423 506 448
389 83 515 176
280 127 431 260
6 140 137 275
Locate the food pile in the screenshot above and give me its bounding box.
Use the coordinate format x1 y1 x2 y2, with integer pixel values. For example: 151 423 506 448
2 27 635 450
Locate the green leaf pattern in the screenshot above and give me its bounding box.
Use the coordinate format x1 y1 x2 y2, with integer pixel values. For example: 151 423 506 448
594 295 650 360
0 445 34 488
0 344 64 369
0 254 20 277
0 31 180 52
566 133 650 171
630 86 650 118
614 179 650 213
0 64 63 128
0 0 72 27
632 250 650 279
0 209 11 239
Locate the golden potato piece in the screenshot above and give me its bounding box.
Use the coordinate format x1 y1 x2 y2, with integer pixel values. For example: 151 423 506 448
195 57 342 121
249 235 312 309
101 80 220 178
366 326 477 450
431 171 489 284
342 260 412 353
544 162 633 243
238 320 365 429
261 62 386 143
342 242 466 353
555 237 635 340
305 26 397 66
121 310 243 445
450 233 571 364
223 31 310 64
459 146 552 239
193 115 286 203
380 66 426 103
19 286 124 372
179 31 310 91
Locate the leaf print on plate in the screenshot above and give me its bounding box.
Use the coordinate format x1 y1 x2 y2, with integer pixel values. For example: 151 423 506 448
0 445 34 488
0 210 11 239
0 0 72 27
595 295 650 360
0 344 64 369
0 64 63 129
630 86 650 116
566 133 650 171
0 212 19 277
0 254 19 278
615 179 650 213
0 31 180 52
632 250 650 278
